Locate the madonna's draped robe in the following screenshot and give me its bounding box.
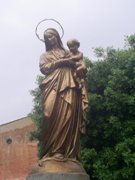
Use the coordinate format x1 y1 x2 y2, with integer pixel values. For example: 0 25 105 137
39 49 88 160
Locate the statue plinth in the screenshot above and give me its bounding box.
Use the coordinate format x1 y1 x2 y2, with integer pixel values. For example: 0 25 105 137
26 158 90 180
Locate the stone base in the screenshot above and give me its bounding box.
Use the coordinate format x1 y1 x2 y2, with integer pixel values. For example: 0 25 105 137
26 158 90 179
26 172 89 180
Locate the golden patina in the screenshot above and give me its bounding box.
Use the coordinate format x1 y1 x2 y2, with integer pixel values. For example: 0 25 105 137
38 28 88 173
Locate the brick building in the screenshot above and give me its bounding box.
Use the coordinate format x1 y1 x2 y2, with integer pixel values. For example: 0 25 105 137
0 117 38 180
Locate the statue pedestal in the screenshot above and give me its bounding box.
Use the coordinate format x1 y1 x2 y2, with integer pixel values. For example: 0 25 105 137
26 158 90 180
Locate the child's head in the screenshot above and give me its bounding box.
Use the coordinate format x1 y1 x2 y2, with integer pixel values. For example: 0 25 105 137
67 39 80 53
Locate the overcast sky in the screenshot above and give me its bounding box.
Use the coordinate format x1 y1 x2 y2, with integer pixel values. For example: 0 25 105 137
0 0 135 125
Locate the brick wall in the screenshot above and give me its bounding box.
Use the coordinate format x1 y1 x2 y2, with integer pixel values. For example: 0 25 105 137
0 117 38 180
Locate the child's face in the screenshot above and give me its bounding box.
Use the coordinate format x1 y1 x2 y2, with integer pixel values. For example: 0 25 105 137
68 44 78 54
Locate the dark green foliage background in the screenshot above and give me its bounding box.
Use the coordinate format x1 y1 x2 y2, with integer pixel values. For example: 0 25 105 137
29 35 135 179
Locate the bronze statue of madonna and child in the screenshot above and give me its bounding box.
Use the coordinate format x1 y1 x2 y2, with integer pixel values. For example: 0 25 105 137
28 19 89 179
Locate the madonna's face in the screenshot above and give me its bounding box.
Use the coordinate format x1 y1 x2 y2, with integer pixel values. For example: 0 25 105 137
44 30 58 47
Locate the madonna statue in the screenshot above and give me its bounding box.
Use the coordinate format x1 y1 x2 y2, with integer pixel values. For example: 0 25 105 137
26 24 90 180
38 28 88 173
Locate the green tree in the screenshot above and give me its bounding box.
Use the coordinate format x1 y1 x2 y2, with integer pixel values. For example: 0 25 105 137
29 75 44 158
81 35 135 179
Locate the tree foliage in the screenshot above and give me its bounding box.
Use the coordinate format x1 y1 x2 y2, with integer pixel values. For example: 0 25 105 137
81 35 135 179
28 75 44 158
29 34 135 179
